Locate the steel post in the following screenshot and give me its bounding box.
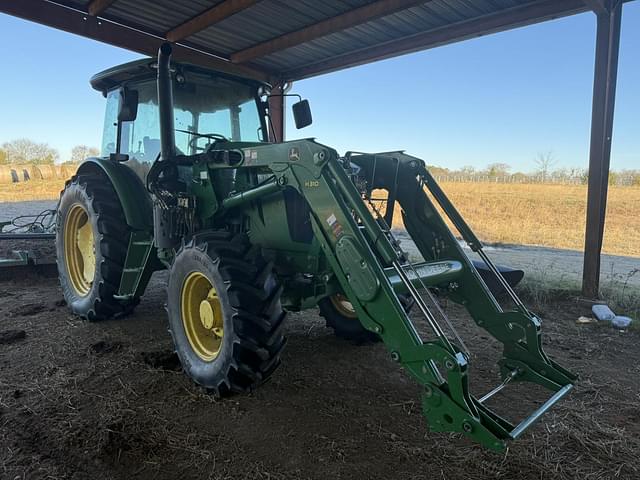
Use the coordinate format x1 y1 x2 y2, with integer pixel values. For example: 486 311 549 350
582 1 623 298
268 83 286 142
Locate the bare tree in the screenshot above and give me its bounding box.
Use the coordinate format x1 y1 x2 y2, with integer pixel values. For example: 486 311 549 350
460 165 476 177
486 162 511 178
618 169 640 187
1 138 59 164
535 151 556 182
70 145 100 164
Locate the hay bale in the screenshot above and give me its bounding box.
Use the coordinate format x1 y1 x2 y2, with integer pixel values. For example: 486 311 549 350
12 165 34 181
30 165 44 180
28 164 43 180
60 164 78 179
34 164 57 180
0 165 14 184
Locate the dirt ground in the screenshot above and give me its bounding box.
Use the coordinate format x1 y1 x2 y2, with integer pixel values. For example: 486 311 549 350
1 267 639 480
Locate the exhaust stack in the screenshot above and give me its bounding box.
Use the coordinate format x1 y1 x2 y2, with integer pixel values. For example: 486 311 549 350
157 43 175 161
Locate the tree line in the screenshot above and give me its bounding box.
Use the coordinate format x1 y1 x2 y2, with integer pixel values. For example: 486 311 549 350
0 139 99 165
1 141 638 186
428 152 640 187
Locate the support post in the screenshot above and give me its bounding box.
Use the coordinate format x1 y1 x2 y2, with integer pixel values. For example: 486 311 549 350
582 1 622 298
268 83 286 143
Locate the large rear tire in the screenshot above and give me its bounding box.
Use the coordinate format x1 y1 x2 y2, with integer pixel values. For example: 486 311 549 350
167 232 286 395
56 173 138 320
319 294 380 344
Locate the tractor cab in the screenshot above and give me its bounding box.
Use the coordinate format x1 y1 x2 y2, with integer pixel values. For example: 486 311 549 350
90 59 269 180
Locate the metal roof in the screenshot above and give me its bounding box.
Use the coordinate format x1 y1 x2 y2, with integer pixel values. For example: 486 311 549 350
0 0 622 84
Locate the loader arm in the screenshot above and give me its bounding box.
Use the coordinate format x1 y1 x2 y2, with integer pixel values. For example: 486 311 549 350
223 140 576 450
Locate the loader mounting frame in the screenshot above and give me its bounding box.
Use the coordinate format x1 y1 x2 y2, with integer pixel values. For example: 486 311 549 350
181 140 576 450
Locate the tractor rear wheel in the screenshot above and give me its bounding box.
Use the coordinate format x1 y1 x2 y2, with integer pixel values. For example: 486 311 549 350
167 232 286 395
56 173 138 320
319 294 380 344
319 293 414 344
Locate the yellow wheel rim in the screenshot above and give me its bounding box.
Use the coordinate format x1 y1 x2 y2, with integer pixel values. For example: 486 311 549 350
63 204 96 296
329 293 357 319
181 272 224 361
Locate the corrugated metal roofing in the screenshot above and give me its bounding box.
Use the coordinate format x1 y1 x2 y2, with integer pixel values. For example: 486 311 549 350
11 0 596 81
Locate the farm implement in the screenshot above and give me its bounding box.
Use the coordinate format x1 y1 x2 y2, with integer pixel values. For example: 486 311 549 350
52 44 575 450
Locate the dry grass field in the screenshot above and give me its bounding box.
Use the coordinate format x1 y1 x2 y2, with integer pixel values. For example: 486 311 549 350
1 179 639 257
389 181 640 258
0 179 66 202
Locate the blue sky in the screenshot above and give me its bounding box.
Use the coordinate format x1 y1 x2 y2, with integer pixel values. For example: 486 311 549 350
0 5 638 172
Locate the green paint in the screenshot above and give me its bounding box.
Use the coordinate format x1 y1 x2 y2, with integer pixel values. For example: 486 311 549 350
77 158 153 231
335 236 379 302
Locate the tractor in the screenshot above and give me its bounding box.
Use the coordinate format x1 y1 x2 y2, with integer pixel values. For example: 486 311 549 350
56 44 576 450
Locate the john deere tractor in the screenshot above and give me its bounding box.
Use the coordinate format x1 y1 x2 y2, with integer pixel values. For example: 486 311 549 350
56 44 575 450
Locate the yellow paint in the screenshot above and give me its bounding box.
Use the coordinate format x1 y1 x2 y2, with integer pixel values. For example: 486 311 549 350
181 272 224 361
64 204 96 296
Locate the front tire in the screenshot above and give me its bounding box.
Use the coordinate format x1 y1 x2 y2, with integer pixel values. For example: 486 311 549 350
56 173 138 320
167 232 286 395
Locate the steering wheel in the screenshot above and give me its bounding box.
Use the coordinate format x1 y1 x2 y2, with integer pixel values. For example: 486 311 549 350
176 129 228 154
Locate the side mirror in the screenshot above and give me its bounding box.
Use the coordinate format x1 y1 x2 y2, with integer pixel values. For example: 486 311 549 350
118 87 139 122
292 99 312 129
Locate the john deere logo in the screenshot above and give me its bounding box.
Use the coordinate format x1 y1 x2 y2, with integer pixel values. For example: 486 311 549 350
288 147 300 161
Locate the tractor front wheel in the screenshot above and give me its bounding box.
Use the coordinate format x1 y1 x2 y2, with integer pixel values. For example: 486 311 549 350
167 232 286 395
56 173 138 320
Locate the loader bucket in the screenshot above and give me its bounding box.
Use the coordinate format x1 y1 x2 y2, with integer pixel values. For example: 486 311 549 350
472 260 524 297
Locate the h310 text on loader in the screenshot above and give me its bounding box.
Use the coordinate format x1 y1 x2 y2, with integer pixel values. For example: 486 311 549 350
56 44 576 451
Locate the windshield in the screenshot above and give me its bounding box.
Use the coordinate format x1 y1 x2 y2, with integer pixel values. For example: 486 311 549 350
172 72 264 152
101 73 265 178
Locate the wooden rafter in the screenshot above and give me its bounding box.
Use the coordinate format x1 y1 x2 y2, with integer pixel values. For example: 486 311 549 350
231 0 428 64
87 0 117 16
166 0 261 42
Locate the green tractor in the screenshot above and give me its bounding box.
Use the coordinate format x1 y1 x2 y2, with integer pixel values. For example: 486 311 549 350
56 44 575 450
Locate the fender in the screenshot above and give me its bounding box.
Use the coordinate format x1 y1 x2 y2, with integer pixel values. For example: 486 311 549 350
77 158 153 231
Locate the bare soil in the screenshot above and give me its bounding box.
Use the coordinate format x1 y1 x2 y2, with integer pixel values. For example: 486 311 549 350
1 268 639 480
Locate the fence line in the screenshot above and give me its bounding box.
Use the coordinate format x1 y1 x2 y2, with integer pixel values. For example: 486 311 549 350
432 175 638 186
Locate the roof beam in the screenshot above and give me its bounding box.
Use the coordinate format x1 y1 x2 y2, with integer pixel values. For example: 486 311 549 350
0 0 273 82
230 0 428 64
284 0 589 80
582 0 611 15
87 0 117 16
166 0 261 43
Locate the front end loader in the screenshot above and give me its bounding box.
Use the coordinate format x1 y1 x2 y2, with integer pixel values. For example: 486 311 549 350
56 44 576 451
